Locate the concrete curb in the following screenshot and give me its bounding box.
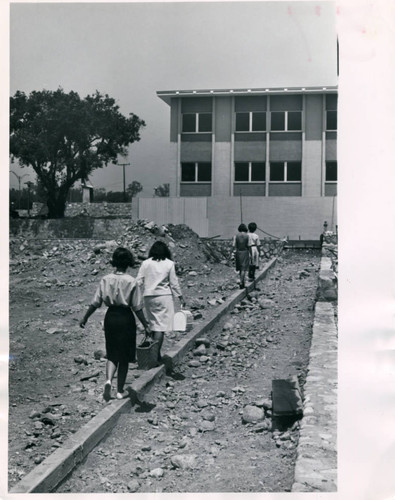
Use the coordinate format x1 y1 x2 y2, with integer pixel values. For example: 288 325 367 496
162 257 277 373
11 258 278 493
291 257 338 491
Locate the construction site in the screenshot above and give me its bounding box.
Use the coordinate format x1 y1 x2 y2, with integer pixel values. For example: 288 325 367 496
8 213 338 493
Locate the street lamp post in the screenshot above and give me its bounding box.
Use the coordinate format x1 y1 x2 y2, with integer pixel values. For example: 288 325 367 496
10 171 29 209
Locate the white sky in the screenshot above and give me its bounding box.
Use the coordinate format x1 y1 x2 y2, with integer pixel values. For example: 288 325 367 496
9 1 337 195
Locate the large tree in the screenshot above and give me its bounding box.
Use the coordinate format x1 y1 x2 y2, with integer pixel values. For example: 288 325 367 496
10 88 145 218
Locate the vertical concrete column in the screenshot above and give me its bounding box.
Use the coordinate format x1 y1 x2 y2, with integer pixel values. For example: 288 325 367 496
265 94 270 197
211 96 216 196
301 93 306 197
321 94 326 197
177 98 181 197
230 95 235 196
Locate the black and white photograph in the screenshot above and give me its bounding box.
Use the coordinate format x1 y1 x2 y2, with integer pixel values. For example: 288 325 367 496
3 0 395 498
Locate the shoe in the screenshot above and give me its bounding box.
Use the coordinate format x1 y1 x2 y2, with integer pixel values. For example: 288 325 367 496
116 391 129 400
239 283 245 289
103 381 112 402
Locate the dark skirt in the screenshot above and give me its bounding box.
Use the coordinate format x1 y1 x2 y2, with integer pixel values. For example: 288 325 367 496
104 306 136 364
235 249 250 271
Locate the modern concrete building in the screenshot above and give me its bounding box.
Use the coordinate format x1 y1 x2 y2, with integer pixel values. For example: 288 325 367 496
152 87 338 239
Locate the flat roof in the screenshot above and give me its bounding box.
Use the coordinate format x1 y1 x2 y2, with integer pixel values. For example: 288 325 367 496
157 86 338 105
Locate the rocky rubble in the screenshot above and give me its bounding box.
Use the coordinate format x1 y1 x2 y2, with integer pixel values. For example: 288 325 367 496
56 250 320 494
9 220 237 277
8 216 313 492
8 221 242 488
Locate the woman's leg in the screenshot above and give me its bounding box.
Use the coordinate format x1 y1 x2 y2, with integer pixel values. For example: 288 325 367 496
105 359 117 382
240 270 246 288
117 361 129 394
103 359 117 401
152 331 164 361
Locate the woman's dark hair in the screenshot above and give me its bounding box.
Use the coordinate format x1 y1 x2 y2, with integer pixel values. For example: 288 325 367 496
149 241 172 261
248 222 257 233
238 223 248 233
110 247 135 269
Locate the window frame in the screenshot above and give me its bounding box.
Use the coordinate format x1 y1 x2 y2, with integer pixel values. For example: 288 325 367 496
270 110 302 132
181 162 212 183
269 161 302 182
234 161 266 182
182 112 212 133
235 111 267 132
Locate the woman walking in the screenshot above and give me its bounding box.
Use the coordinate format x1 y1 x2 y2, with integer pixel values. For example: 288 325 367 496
233 223 250 288
137 241 185 363
248 222 261 280
80 247 150 401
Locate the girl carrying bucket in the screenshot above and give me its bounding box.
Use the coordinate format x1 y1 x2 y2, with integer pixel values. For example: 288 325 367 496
80 247 150 401
137 241 185 363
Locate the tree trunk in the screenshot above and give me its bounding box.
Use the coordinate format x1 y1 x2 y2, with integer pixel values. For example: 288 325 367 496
47 193 67 218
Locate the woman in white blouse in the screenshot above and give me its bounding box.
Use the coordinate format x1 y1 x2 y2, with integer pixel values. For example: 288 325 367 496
137 241 185 363
80 247 150 401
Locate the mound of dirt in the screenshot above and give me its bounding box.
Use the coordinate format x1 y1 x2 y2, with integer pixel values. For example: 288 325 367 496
9 220 235 278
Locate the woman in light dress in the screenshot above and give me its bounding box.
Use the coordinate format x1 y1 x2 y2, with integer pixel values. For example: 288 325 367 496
248 222 261 280
137 241 185 363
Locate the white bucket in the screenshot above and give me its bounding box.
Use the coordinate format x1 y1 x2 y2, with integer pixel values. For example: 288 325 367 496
173 310 193 332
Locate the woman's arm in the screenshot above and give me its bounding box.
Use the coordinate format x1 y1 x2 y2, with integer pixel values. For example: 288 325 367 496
80 304 98 328
134 309 151 334
169 263 185 306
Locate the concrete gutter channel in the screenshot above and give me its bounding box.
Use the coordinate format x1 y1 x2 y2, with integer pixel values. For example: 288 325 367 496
11 253 338 493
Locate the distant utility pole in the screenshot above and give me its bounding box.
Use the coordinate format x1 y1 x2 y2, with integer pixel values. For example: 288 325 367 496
117 163 130 202
10 170 29 209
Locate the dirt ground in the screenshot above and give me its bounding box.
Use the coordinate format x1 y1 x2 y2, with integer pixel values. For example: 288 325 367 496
8 223 321 491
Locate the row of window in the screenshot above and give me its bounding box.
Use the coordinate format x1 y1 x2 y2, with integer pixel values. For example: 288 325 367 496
182 110 337 133
181 161 337 183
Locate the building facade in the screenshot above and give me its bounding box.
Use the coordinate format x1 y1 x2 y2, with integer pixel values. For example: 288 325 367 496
153 87 338 239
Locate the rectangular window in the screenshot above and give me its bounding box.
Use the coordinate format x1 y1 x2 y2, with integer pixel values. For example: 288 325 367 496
235 113 249 131
288 111 302 131
326 110 337 130
270 162 285 181
181 162 212 182
271 111 302 131
197 162 211 181
252 112 266 131
235 112 266 132
198 113 212 132
182 114 196 133
287 162 302 181
182 113 212 133
270 161 301 181
251 162 266 181
181 162 196 182
326 161 337 181
235 162 249 181
235 162 265 182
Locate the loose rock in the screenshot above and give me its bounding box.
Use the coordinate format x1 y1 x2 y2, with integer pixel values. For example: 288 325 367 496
242 405 265 424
